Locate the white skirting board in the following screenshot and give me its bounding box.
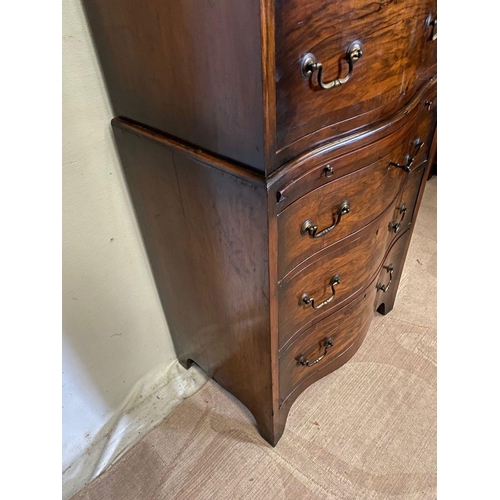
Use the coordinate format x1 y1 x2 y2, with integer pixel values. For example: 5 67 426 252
62 360 208 499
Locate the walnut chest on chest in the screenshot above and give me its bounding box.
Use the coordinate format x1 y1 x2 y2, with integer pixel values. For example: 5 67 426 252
84 0 437 445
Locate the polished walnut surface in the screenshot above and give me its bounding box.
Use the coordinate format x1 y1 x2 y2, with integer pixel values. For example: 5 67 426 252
85 0 437 446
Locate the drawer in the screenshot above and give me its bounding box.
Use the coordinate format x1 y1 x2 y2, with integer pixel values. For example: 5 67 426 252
278 202 398 349
279 273 379 405
269 79 436 214
277 141 410 278
273 110 418 214
275 0 437 155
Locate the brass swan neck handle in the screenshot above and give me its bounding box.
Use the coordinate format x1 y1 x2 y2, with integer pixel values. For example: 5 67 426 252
301 41 363 90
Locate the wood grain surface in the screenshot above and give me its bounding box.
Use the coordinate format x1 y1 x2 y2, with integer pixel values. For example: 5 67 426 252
83 0 266 171
275 0 437 161
269 77 436 212
277 147 407 277
278 228 412 417
278 203 400 349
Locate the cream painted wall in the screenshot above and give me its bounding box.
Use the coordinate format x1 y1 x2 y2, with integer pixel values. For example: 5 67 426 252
62 0 183 490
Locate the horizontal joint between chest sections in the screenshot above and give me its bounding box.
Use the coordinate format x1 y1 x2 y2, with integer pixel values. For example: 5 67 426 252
112 117 268 186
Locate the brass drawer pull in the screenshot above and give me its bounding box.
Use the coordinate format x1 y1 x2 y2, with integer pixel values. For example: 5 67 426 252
298 337 334 367
301 200 350 238
324 164 335 178
301 41 363 90
377 264 394 293
426 15 437 41
390 139 424 173
301 274 341 310
389 204 408 233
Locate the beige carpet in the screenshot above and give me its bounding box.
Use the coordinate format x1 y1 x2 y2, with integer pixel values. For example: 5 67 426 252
73 177 437 500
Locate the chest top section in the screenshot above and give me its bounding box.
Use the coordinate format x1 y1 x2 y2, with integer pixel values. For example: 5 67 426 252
83 0 436 175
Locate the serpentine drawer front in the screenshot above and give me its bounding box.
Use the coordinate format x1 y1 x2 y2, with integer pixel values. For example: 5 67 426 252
279 202 401 349
87 0 436 446
277 136 418 278
279 278 379 405
276 0 436 158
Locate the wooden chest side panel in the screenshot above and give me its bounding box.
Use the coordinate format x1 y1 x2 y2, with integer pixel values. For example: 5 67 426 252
83 0 266 171
112 121 275 440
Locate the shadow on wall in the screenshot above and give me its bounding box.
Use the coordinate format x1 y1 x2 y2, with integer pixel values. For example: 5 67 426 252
62 243 172 410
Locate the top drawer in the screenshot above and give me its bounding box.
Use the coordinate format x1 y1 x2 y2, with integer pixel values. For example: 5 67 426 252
275 0 437 158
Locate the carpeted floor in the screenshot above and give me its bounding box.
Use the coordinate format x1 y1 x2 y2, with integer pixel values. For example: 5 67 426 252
72 177 437 500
